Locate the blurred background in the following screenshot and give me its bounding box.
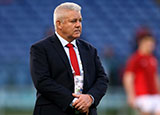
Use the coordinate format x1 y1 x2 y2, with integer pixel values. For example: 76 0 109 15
0 0 160 115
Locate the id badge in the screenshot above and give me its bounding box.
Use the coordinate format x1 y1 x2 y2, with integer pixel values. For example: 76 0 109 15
74 75 83 94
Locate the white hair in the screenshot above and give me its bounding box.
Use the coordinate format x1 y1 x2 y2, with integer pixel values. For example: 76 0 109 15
53 2 81 30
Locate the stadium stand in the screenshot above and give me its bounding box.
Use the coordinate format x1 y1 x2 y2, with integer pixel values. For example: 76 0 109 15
0 0 160 86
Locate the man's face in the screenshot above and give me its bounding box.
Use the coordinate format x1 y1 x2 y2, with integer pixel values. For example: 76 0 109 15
140 37 155 53
57 10 82 40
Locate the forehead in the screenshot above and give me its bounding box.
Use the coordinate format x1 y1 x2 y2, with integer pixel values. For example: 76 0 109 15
140 39 155 45
64 10 82 19
143 37 154 42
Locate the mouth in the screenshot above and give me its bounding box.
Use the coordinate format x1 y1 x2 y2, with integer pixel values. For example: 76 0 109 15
74 30 81 33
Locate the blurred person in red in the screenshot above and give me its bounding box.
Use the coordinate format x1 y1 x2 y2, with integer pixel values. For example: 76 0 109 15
123 33 160 115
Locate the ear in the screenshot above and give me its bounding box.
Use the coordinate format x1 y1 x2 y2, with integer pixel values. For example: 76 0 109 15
56 20 63 30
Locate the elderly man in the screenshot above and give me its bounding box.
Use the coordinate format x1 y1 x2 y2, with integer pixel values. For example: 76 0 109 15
30 2 108 115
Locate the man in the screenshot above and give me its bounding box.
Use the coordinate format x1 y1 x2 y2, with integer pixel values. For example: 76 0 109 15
123 35 160 115
30 2 108 115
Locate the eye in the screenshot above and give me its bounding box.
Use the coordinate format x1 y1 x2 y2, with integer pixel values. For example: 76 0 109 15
70 18 82 23
70 19 77 23
79 19 82 22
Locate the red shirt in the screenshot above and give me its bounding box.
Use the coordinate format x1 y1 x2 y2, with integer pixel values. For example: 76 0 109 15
125 51 158 96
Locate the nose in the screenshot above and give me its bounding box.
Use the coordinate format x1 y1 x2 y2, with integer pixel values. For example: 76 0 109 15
75 21 81 28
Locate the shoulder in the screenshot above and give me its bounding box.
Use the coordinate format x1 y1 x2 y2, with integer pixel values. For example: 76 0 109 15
31 35 55 48
130 52 139 59
77 39 96 51
151 55 158 64
127 52 139 63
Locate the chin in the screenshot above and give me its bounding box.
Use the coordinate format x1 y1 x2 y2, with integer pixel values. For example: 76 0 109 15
73 34 81 38
69 35 80 40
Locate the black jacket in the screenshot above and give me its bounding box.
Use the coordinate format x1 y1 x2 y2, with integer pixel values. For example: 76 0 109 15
30 34 109 115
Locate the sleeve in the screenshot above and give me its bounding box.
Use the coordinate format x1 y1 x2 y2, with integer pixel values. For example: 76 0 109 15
30 44 74 111
125 55 136 73
87 48 109 107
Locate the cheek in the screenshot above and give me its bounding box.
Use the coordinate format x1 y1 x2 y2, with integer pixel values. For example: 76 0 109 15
67 25 75 32
63 26 72 33
79 23 82 28
80 25 82 30
148 44 155 51
149 42 155 47
151 45 155 50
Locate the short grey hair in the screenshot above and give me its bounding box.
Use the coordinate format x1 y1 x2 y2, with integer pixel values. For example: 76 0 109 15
53 2 81 30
